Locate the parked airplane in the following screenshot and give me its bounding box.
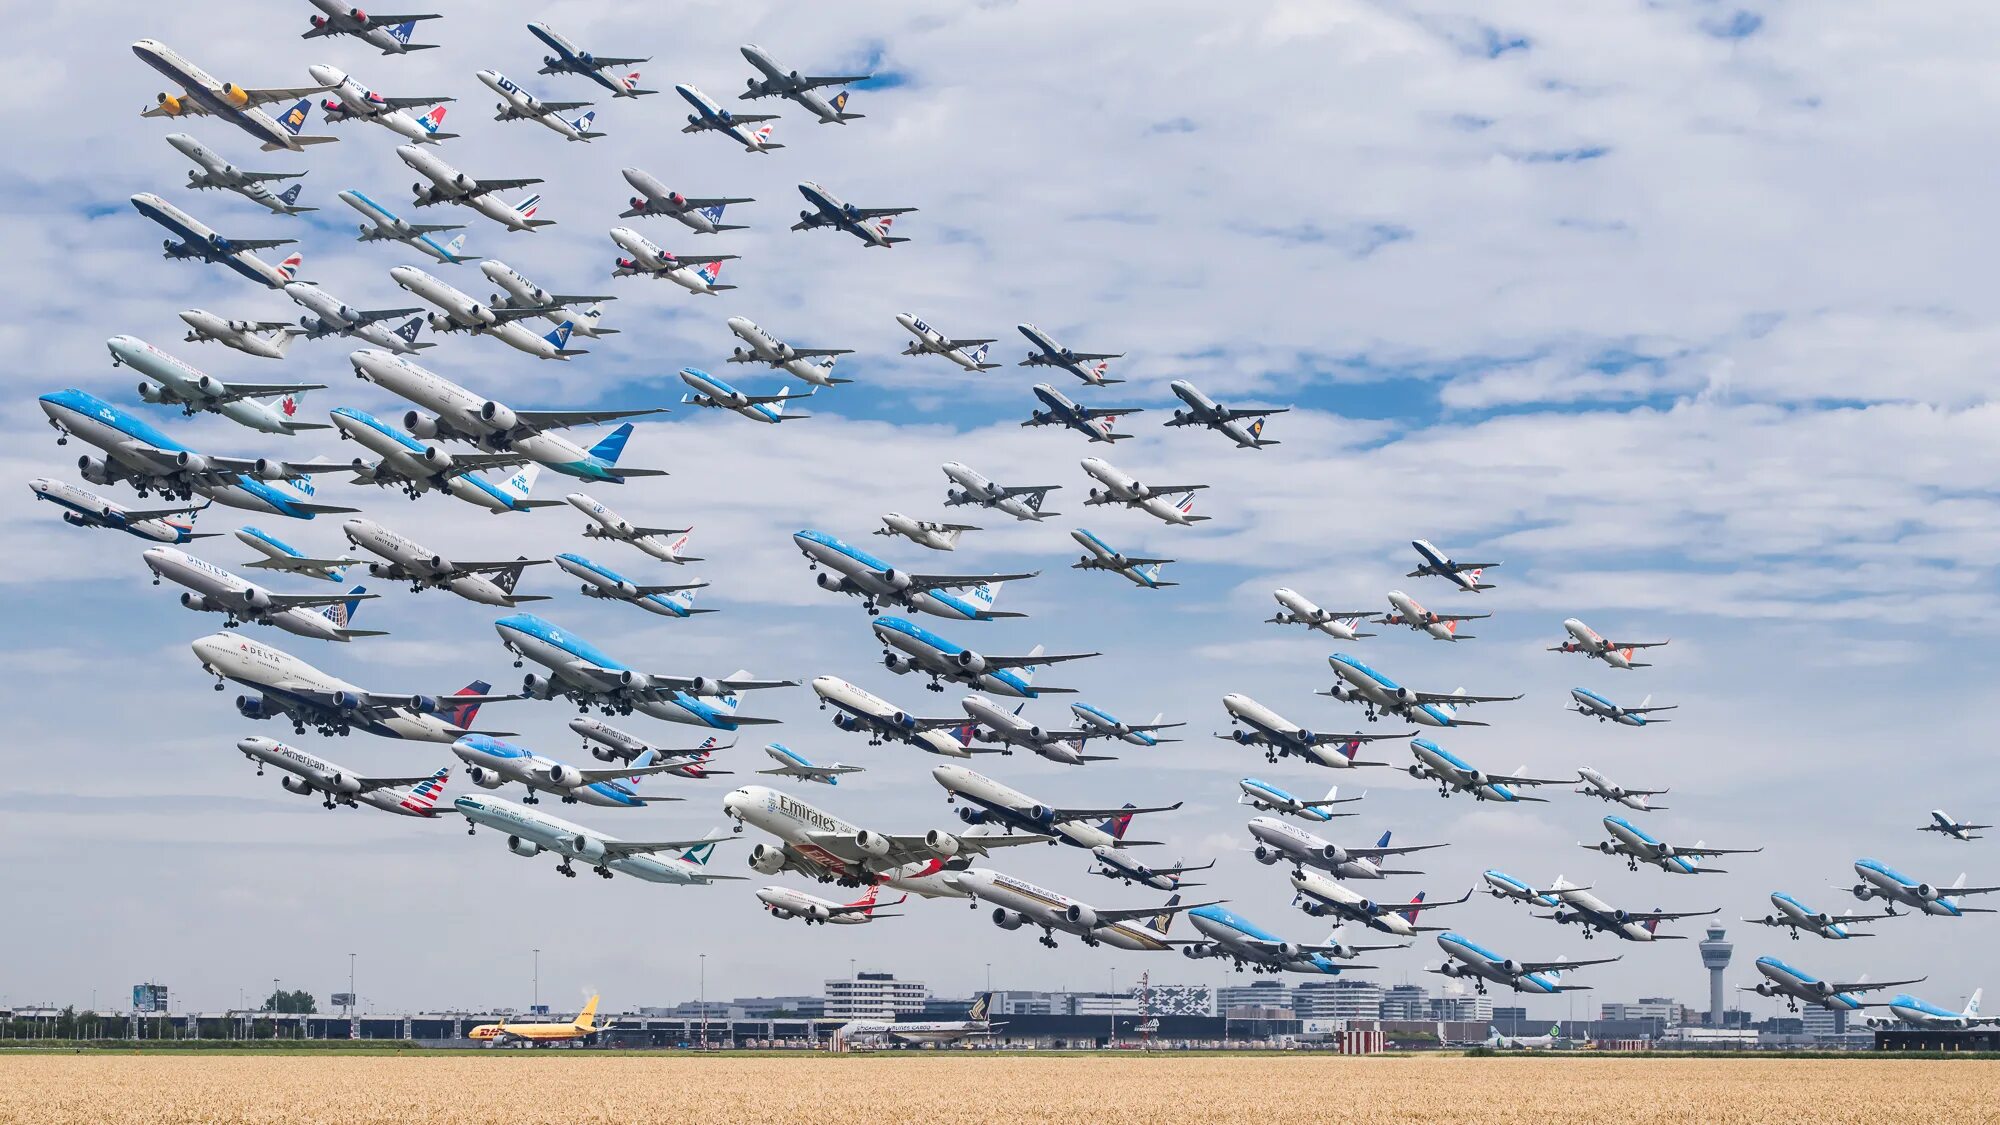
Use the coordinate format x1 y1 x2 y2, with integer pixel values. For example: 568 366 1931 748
166 133 312 215
1869 990 1997 1030
1079 458 1208 525
1485 1024 1567 1050
1217 694 1399 768
739 45 868 122
1163 380 1285 448
468 996 610 1046
1091 851 1214 891
1068 529 1175 589
1249 819 1444 879
1922 810 1990 841
1323 654 1520 727
1375 590 1486 642
131 193 302 289
235 526 356 581
528 22 653 97
109 335 325 435
944 869 1207 950
792 181 913 247
1746 892 1890 940
620 170 751 232
898 315 998 371
1742 957 1923 1013
793 529 1031 620
1431 933 1616 994
934 764 1177 847
876 513 978 552
1237 779 1361 823
452 734 691 807
1407 739 1564 803
759 743 863 785
555 553 708 618
960 695 1116 765
192 630 512 739
1407 539 1498 592
808 675 981 758
237 736 449 814
679 369 810 422
1849 860 2000 917
389 266 581 359
676 84 780 150
1551 619 1669 669
723 785 1043 893
727 317 851 386
1290 873 1469 936
567 492 698 563
569 719 732 777
340 517 547 606
481 260 616 338
942 462 1060 521
759 883 903 926
301 1 440 53
839 994 1000 1046
180 310 305 359
144 547 378 641
1024 384 1141 443
457 794 735 883
32 478 209 543
337 189 467 264
1583 816 1762 874
1482 870 1562 909
310 66 454 142
1575 767 1669 812
1266 588 1376 640
478 70 602 141
285 281 427 353
325 407 551 513
873 616 1096 697
1538 876 1717 941
1018 323 1123 385
133 39 335 151
1185 908 1386 975
498 613 789 728
399 145 551 231
1569 688 1675 726
609 229 737 292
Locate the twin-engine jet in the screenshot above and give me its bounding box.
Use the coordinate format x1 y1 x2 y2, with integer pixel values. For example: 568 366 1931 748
132 193 302 290
1290 873 1470 936
1024 385 1142 443
1164 380 1285 448
399 146 551 231
309 65 454 142
567 492 699 563
898 315 998 371
1536 876 1718 941
620 170 751 232
1080 458 1208 525
609 229 736 293
1375 590 1486 642
285 281 427 354
481 260 616 338
555 553 709 619
239 736 450 815
1070 529 1175 588
1430 933 1617 994
528 22 653 97
1018 323 1122 385
478 70 603 141
326 407 552 514
809 675 980 758
1217 693 1398 769
134 39 336 151
32 478 210 544
679 369 811 422
1266 588 1376 640
758 743 863 786
1323 654 1519 727
942 462 1059 522
727 317 851 386
1407 739 1565 803
166 134 313 215
876 513 979 552
739 45 869 123
946 869 1210 951
1249 819 1443 879
1407 539 1498 592
337 517 548 607
301 1 440 54
1575 767 1669 811
110 334 326 436
1550 618 1669 668
792 182 913 247
192 630 514 740
872 616 1096 698
1582 816 1762 875
338 190 469 265
497 613 790 730
457 795 738 884
793 529 1032 621
1569 688 1675 726
1745 892 1890 940
676 84 781 151
144 546 378 642
933 764 1177 847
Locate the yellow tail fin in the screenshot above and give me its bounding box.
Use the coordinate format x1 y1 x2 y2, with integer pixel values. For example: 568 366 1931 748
575 994 601 1030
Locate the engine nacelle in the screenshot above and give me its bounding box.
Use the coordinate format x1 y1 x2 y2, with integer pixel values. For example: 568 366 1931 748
479 400 518 431
541 764 576 788
992 908 1025 930
1813 912 1832 927
1253 845 1279 865
1598 841 1619 855
957 807 984 825
1500 958 1521 976
947 488 971 505
805 903 831 922
1182 944 1208 960
883 653 915 673
815 570 839 590
1300 902 1327 917
137 380 169 404
1812 980 1836 997
331 690 365 712
748 843 788 874
506 835 542 858
367 563 395 579
686 676 720 698
467 766 506 790
1437 962 1462 977
174 451 211 475
955 650 987 675
420 445 452 470
1393 686 1416 704
78 455 114 485
1276 941 1301 959
832 713 862 732
220 83 252 110
236 695 267 719
1319 843 1347 864
568 835 608 864
1754 982 1777 996
1916 882 1938 901
923 829 960 857
1065 903 1100 930
1852 884 1872 900
1408 764 1427 779
522 673 555 700
852 829 892 858
239 586 273 611
180 592 216 612
406 695 441 715
403 411 440 440
1326 682 1358 702
281 775 314 795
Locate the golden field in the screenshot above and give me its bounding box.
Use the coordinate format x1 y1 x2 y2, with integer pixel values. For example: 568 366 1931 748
1 1053 1994 1124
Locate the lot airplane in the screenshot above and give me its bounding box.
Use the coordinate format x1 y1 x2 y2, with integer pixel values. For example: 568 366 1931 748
942 462 1059 521
1538 876 1716 941
109 335 326 435
899 315 997 371
794 529 1031 620
399 145 551 231
1218 693 1399 768
1267 588 1376 640
676 84 780 151
237 736 449 814
1250 819 1443 879
145 547 378 641
1850 860 2000 917
131 193 301 289
180 310 305 359
1575 767 1669 811
1569 688 1675 726
1164 380 1285 448
809 675 981 758
478 70 602 140
1407 539 1498 592
481 260 616 338
1079 458 1208 525
723 785 1043 894
302 1 439 53
457 795 735 883
727 317 851 385
1375 590 1486 643
739 45 868 123
1018 323 1122 385
1551 618 1668 668
193 630 513 739
934 764 1177 847
759 743 863 785
166 133 312 215
1431 933 1616 994
1583 817 1762 874
1407 739 1564 803
873 616 1096 697
759 883 903 925
568 492 699 563
876 513 978 551
1290 873 1469 936
1323 654 1519 727
679 369 810 422
620 170 751 232
1237 779 1361 823
339 517 547 606
31 478 209 543
133 39 335 151
556 553 709 618
1922 810 1989 841
528 22 652 97
309 65 453 142
1743 957 1923 1013
338 190 468 264
498 613 790 730
285 281 427 354
1746 892 1890 940
609 229 736 293
792 181 912 247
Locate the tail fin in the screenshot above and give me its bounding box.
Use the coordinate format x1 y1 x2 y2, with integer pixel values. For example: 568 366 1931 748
268 390 307 420
945 721 979 751
572 109 596 132
1175 493 1197 516
830 90 850 113
1467 567 1484 585
574 995 600 1030
1014 643 1045 686
399 766 450 813
1145 894 1181 934
446 680 491 729
1642 914 1662 935
965 581 1002 612
544 320 575 350
588 423 633 464
279 99 312 136
319 584 368 628
513 193 542 220
1954 872 1969 890
420 105 448 134
624 748 659 790
276 251 304 281
967 992 992 1022
278 183 305 206
700 203 729 224
1374 829 1392 849
751 124 776 146
968 343 990 364
499 464 541 504
1096 802 1138 842
1400 891 1427 925
1638 694 1652 709
387 19 417 44
697 259 725 284
681 840 719 866
393 316 425 347
1968 988 1983 1017
1444 620 1460 637
1248 417 1265 439
666 530 693 560
441 232 468 260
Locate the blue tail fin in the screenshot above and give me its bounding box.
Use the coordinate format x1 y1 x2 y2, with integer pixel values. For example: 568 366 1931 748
1375 830 1392 849
572 110 596 133
544 320 574 350
278 183 304 206
387 19 417 44
318 584 368 627
588 422 632 464
279 99 312 136
394 316 424 346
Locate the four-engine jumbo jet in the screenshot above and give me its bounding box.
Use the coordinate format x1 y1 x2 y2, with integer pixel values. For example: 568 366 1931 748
1575 767 1669 811
1070 529 1175 589
1375 590 1487 643
325 407 551 513
679 369 811 422
739 45 869 123
1249 819 1445 879
944 869 1210 951
180 310 306 359
133 39 336 151
131 193 303 290
676 84 781 151
899 315 998 371
301 1 440 54
399 145 552 231
1266 588 1377 640
567 492 699 563
339 517 548 607
609 229 737 293
620 169 751 232
285 281 428 354
1550 618 1669 669
942 462 1060 522
759 883 903 926
1745 892 1890 940
31 478 210 543
1569 687 1675 726
1921 810 1989 842
309 65 454 142
479 70 603 141
451 734 690 808
1323 653 1520 727
390 266 581 359
1431 933 1616 994
727 317 852 386
1537 876 1717 941
1218 693 1399 769
1163 380 1286 448
808 674 981 758
1407 739 1565 803
959 695 1116 765
1237 779 1361 823
934 764 1178 848
1849 860 2000 917
338 190 469 264
497 612 791 729
1018 323 1123 385
1024 384 1142 443
166 133 313 215
723 784 1045 894
192 629 514 739
457 794 737 883
481 259 616 338
1582 816 1762 875
528 22 653 98
1742 956 1924 1013
876 513 979 552
109 335 326 436
144 546 379 642
758 743 863 786
555 553 709 618
1184 907 1391 975
1290 872 1470 936
872 615 1097 697
792 181 913 247
1407 539 1499 592
1079 457 1208 525
794 529 1033 621
238 735 450 814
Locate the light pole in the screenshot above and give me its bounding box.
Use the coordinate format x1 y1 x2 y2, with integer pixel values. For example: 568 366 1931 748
699 953 707 1050
985 962 992 995
532 949 540 1012
348 953 356 1013
1109 967 1117 1047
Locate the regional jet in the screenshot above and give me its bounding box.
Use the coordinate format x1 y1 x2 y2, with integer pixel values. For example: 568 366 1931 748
727 317 851 386
497 613 791 729
457 795 737 883
340 517 548 606
237 737 449 815
1431 933 1616 994
1538 876 1716 941
1185 908 1388 975
1849 860 2000 917
1079 458 1209 525
943 869 1209 951
235 526 357 581
109 335 326 435
166 134 312 215
31 478 210 544
1582 816 1762 875
942 462 1060 521
1407 539 1498 592
723 785 1043 894
1575 767 1669 811
676 84 781 151
325 407 553 513
1091 852 1215 892
301 1 440 53
1323 653 1520 727
1024 384 1142 443
567 492 698 563
679 369 811 422
528 22 653 98
792 182 913 247
620 170 751 232
131 193 302 289
389 266 582 358
478 70 603 141
1375 590 1487 643
1217 693 1400 769
1569 688 1675 726
1163 380 1286 448
1745 892 1890 940
1290 872 1469 936
1070 529 1175 589
1550 618 1669 669
872 616 1097 697
794 529 1032 620
1922 810 1989 841
876 513 979 552
285 280 428 353
133 39 336 151
481 259 616 338
759 743 863 786
898 315 998 371
1237 779 1361 823
338 190 468 264
1249 819 1444 879
959 696 1115 765
555 553 709 618
1267 588 1376 641
192 630 514 740
739 45 868 123
1742 957 1924 1013
809 675 980 757
759 884 904 926
451 735 691 808
1018 323 1123 385
934 764 1178 847
1070 703 1182 746
180 310 305 359
144 547 380 641
309 66 454 142
1407 739 1565 803
609 229 737 293
399 145 551 231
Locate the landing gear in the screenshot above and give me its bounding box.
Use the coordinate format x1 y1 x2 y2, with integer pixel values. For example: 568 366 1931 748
556 861 577 878
594 866 612 879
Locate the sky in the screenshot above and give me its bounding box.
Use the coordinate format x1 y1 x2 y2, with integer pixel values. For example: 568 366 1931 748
5 0 1999 1020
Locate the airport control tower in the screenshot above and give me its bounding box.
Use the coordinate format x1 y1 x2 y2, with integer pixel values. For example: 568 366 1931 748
1698 923 1733 1024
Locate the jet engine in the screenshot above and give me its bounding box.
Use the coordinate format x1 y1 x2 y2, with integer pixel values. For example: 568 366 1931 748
992 908 1026 930
137 381 167 403
156 93 187 116
852 829 892 858
174 451 212 475
1436 962 1462 977
590 746 617 763
479 401 518 431
1182 944 1210 960
956 807 985 825
1407 765 1427 779
467 767 506 790
1917 883 1938 901
1852 884 1872 900
748 843 788 874
1753 982 1777 996
881 568 913 591
540 764 576 788
180 592 216 612
403 411 440 439
281 775 314 795
1253 846 1280 865
1319 843 1347 864
1064 903 1100 930
883 653 915 673
567 835 608 865
220 83 252 109
1500 959 1520 976
522 673 556 700
236 695 267 719
1597 841 1620 855
955 650 987 675
506 836 542 857
923 829 960 857
1813 912 1832 927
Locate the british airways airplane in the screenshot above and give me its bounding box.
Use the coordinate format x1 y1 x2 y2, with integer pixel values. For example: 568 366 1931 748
1849 859 2000 917
529 22 654 98
676 84 781 150
793 530 1033 620
871 616 1097 698
131 194 303 289
1323 653 1519 727
1022 384 1143 443
1406 539 1498 592
496 612 791 730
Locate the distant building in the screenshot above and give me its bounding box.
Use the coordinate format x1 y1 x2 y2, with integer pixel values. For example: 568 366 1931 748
1698 925 1733 1026
1145 984 1214 1017
1801 1006 1847 1038
1599 998 1681 1027
1295 979 1382 1021
988 991 1056 1016
1065 993 1142 1016
731 996 823 1019
1216 980 1292 1013
823 972 927 1020
653 1001 744 1021
1492 1005 1528 1024
1430 995 1492 1022
1380 985 1429 1020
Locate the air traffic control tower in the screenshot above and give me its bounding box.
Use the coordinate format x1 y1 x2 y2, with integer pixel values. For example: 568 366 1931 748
1698 923 1732 1024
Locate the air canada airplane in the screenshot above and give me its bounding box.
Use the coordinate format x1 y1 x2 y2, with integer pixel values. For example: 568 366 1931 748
192 630 515 740
109 335 326 436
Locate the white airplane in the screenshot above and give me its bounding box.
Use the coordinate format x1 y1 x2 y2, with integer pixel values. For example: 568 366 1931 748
1869 990 1999 1030
1742 956 1924 1014
180 310 305 359
237 736 450 815
456 794 737 883
477 70 602 141
1079 457 1209 525
739 45 868 123
1550 618 1669 668
608 228 736 293
1266 588 1377 640
555 553 709 619
873 616 1097 698
1018 323 1123 385
1407 739 1566 803
1236 779 1361 823
336 189 467 264
192 630 514 740
935 765 1178 850
619 169 751 232
675 84 781 151
32 478 210 544
1248 818 1444 879
1583 816 1762 875
792 181 913 247
726 317 851 386
570 718 733 777
301 1 440 53
1430 932 1617 994
1575 767 1669 811
679 369 811 423
942 462 1059 522
144 547 379 641
284 281 428 354
309 66 453 142
1024 384 1142 443
793 529 1032 621
808 675 980 758
399 145 551 231
131 193 303 290
958 696 1114 765
528 22 653 98
1922 810 1990 841
166 133 312 215
109 335 326 436
1569 687 1675 726
1407 539 1499 592
758 743 863 786
1484 1024 1567 1050
1091 851 1214 892
567 493 699 564
1376 590 1486 642
1217 694 1400 768
326 407 552 513
452 734 694 807
1323 654 1520 727
133 39 336 151
235 526 359 582
336 517 548 607
897 314 998 371
839 994 999 1046
389 266 583 359
1850 860 2000 917
758 883 904 926
943 868 1208 951
875 513 978 551
1537 876 1717 941
1070 529 1175 589
482 260 616 338
1289 872 1470 936
1163 380 1286 449
1746 891 1890 940
723 785 1042 895
497 613 792 730
1069 703 1183 747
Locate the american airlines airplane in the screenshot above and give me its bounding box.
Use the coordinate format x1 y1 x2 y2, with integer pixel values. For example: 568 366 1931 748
109 335 326 435
237 736 450 814
191 630 514 740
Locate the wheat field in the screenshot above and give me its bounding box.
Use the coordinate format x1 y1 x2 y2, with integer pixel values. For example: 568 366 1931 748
1 1053 1992 1124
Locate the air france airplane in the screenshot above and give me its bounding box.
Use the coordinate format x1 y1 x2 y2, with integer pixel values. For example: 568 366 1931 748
794 530 1032 620
942 868 1207 951
180 310 305 359
32 479 209 543
1376 590 1486 643
1070 529 1175 589
109 335 326 436
1324 653 1520 727
341 518 548 607
528 22 653 97
1870 990 1996 1030
302 1 440 54
133 39 336 151
1092 851 1214 891
555 553 709 618
237 736 449 815
1743 957 1923 1013
1163 380 1286 448
1583 816 1762 875
1024 384 1142 443
676 84 781 150
1249 818 1444 879
898 315 998 370
1569 688 1675 726
399 146 551 231
942 462 1060 521
877 513 979 551
680 369 810 422
1850 860 2000 917
1551 618 1669 668
809 675 980 757
1538 876 1717 941
1267 589 1377 640
479 70 603 141
451 734 690 808
621 170 752 232
338 190 469 264
1185 908 1385 975
739 45 869 123
192 630 513 740
1018 323 1123 385
727 317 851 386
131 194 303 289
1407 539 1498 592
934 764 1177 849
285 281 428 354
166 133 312 215
236 526 356 581
309 66 454 142
1070 703 1182 746
1407 739 1565 803
1746 891 1890 940
1431 933 1616 994
1922 810 1990 841
1482 870 1562 909
759 884 904 926
390 266 582 358
481 260 617 338
1238 779 1361 823
325 407 553 513
723 785 1042 895
872 616 1097 697
759 744 863 786
568 493 698 563
456 795 738 884
1290 872 1469 936
144 546 379 641
1218 693 1398 768
610 229 737 293
1575 767 1669 811
959 696 1116 765
792 181 913 247
497 613 791 729
1079 458 1209 525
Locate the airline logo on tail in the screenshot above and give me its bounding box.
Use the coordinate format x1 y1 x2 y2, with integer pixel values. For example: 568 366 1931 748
621 71 643 91
831 90 851 113
446 680 491 728
967 992 992 1022
752 124 775 146
281 99 312 134
420 105 448 134
968 343 990 364
394 316 424 346
573 110 596 132
1401 891 1428 924
681 841 718 866
1642 914 1662 935
319 585 368 628
1175 493 1197 516
399 767 450 813
700 203 728 223
697 260 725 283
277 252 304 281
1248 417 1265 438
1097 803 1137 841
280 394 300 417
440 233 467 260
387 20 417 44
1144 894 1182 935
515 194 542 221
278 184 305 206
546 321 574 349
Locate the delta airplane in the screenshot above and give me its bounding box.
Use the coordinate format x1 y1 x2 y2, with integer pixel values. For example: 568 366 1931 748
943 869 1208 950
309 66 454 142
143 547 379 641
555 553 709 618
1407 539 1498 592
808 675 981 758
727 317 852 386
1290 873 1469 936
1742 957 1924 1013
959 695 1115 765
1582 816 1762 874
39 389 354 519
1237 779 1362 823
1217 693 1400 768
108 335 326 435
679 369 810 422
478 70 602 141
1922 810 1990 841
237 736 450 815
609 229 737 292
759 743 863 785
1323 654 1520 727
192 630 513 739
1482 870 1562 909
32 478 209 543
1070 703 1181 746
236 526 356 581
497 613 791 729
180 310 305 359
131 194 302 290
876 513 979 552
338 190 468 264
399 146 551 231
350 349 667 482
792 182 913 247
1018 323 1123 385
759 884 904 926
1870 990 1997 1030
1746 892 1890 940
1024 384 1142 443
1249 819 1445 879
166 134 312 215
620 170 751 232
568 492 699 563
389 266 582 358
739 45 869 123
934 764 1178 848
569 718 732 776
1375 590 1487 643
1266 589 1377 641
1069 529 1176 589
942 462 1060 521
451 734 690 807
723 785 1044 893
285 281 428 353
1569 688 1675 726
793 529 1032 620
325 407 553 512
1550 618 1669 669
133 39 336 151
1092 851 1214 891
1849 860 2000 917
676 84 780 150
1538 876 1717 941
898 315 998 371
1079 458 1208 525
873 616 1096 697
1163 380 1286 448
1576 767 1669 811
1430 933 1616 994
528 22 653 97
1407 739 1565 803
838 994 998 1046
301 1 440 53
1185 908 1390 975
481 259 616 338
456 795 737 883
339 517 548 607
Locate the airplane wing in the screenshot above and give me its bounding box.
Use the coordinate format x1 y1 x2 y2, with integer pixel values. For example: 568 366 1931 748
630 580 708 596
622 525 692 538
681 196 756 208
531 100 594 114
1065 351 1124 361
264 590 378 610
236 84 339 110
941 337 996 348
360 12 442 27
1380 890 1472 913
1428 612 1491 623
242 555 364 573
453 558 551 574
980 650 1099 670
759 763 863 779
1083 407 1143 420
721 112 778 124
801 74 873 90
1308 730 1412 745
1414 690 1522 705
1607 640 1670 650
1626 704 1680 714
596 836 730 858
348 306 423 325
571 761 709 784
741 390 813 405
388 222 465 237
376 95 454 111
1828 976 1927 995
1084 899 1221 925
289 686 515 718
1947 884 2000 896
1678 844 1763 856
586 666 796 696
205 380 328 404
1050 801 1182 824
1626 907 1721 922
1349 841 1450 859
353 772 447 793
855 207 918 219
904 571 1039 593
462 177 543 198
663 254 737 267
509 407 667 431
1222 407 1289 420
1486 773 1570 787
790 214 834 231
217 238 297 252
785 347 855 358
116 502 211 520
1129 483 1208 498
587 56 649 69
1518 956 1621 973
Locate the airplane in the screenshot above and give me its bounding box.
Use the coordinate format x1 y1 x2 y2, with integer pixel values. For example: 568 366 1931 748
758 743 863 786
792 182 913 247
337 517 545 605
1069 703 1182 747
1163 380 1286 449
1091 851 1215 892
1849 860 2000 917
301 1 440 53
108 334 326 435
959 696 1116 765
1323 653 1521 726
130 193 302 290
456 794 737 883
872 616 1097 697
942 868 1209 951
31 478 210 544
1237 779 1362 823
897 315 998 371
191 630 514 740
1375 590 1487 643
497 612 791 730
723 784 1045 894
1024 384 1142 443
609 228 737 293
942 462 1060 522
1568 687 1676 726
143 547 380 642
481 260 616 338
528 22 653 97
793 529 1033 620
284 281 428 354
165 134 312 216
389 266 582 359
1550 618 1669 669
399 146 551 231
237 736 448 816
1407 539 1498 592
477 70 602 141
1745 892 1891 940
726 317 851 386
1079 457 1209 525
1290 873 1470 936
675 84 781 151
324 407 553 513
1537 876 1717 941
1018 324 1123 385
568 719 732 778
1869 990 1998 1030
1485 1023 1567 1050
1406 739 1566 803
1249 818 1445 879
567 492 699 563
759 883 904 926
1742 956 1924 1013
337 190 468 265
309 66 454 142
555 554 709 619
679 369 811 422
350 349 667 482
1582 816 1762 874
1184 908 1391 975
468 996 610 1047
1070 529 1175 588
179 310 305 359
133 39 336 152
235 526 356 582
619 170 751 232
1430 932 1617 994
1922 810 1990 841
38 389 355 519
451 735 692 808
876 513 979 552
808 675 982 758
1575 767 1669 811
739 45 869 123
1481 870 1562 909
1217 693 1401 769
934 764 1178 847
1266 589 1378 641
837 993 1000 1046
